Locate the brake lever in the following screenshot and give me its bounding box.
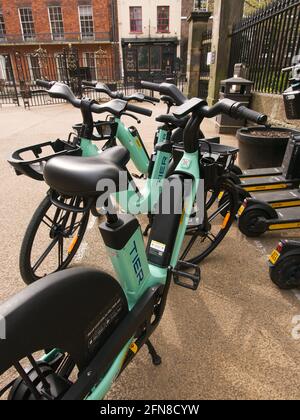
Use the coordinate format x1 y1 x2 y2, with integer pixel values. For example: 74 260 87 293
143 99 156 106
121 112 141 124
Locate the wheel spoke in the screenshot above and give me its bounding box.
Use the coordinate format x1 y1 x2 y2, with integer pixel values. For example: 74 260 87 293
64 221 81 235
180 233 199 261
32 236 59 273
208 201 229 223
41 219 53 229
58 236 64 268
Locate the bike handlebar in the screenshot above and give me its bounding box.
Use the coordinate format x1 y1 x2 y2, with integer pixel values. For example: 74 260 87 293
200 99 267 125
140 81 187 105
82 80 160 104
36 80 152 117
144 95 160 103
36 79 55 90
81 80 97 87
126 103 153 117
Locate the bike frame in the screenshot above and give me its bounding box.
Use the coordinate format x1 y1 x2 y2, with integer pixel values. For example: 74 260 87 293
81 116 173 214
84 149 200 400
80 117 150 174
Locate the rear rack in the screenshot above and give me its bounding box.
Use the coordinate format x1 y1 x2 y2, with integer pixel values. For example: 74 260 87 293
8 139 82 181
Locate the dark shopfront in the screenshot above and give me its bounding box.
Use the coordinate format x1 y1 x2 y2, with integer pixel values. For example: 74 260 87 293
122 38 178 84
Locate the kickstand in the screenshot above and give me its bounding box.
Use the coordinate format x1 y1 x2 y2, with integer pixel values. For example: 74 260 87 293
146 340 162 366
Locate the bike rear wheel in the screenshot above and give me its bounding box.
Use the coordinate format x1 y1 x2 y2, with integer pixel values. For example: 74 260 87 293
20 195 90 285
180 178 238 265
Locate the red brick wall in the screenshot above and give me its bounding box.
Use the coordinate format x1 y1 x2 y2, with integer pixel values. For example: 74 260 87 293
1 0 113 37
0 1 121 81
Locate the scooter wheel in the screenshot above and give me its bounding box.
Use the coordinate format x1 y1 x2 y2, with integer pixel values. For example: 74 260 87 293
270 255 300 290
238 209 269 237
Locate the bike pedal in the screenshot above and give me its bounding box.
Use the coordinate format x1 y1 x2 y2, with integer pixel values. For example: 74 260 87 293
173 261 201 291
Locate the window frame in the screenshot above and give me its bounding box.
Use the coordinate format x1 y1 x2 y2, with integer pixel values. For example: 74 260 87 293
0 9 6 41
78 5 95 41
157 6 170 34
83 52 98 81
195 0 208 12
129 6 143 34
48 6 64 41
19 7 36 41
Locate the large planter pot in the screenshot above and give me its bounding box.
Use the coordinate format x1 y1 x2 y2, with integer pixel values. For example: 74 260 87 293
237 127 300 169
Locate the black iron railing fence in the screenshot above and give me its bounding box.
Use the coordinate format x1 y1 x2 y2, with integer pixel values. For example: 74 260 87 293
0 49 187 108
229 0 300 94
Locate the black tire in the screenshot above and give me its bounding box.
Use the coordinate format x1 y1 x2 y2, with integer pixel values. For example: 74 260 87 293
270 255 300 290
181 177 239 265
238 208 269 238
20 195 90 285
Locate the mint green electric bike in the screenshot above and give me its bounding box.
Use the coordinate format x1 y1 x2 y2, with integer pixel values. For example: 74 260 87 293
11 80 239 286
0 84 267 400
13 80 182 285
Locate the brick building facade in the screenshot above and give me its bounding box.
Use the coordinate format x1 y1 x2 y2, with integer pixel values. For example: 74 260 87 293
0 0 120 84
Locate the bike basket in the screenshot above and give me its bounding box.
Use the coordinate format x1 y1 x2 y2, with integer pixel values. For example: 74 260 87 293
8 139 82 181
72 121 118 142
199 141 239 172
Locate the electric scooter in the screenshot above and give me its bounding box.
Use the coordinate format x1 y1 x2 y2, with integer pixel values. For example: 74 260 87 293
238 55 300 238
269 54 300 289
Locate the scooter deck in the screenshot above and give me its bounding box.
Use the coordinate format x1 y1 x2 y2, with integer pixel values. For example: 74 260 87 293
265 207 300 231
277 207 300 221
240 167 282 178
240 175 299 191
253 189 300 208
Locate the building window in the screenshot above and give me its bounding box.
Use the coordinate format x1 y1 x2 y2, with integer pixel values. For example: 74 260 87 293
19 8 36 41
150 46 161 70
138 47 150 71
83 52 97 80
27 56 41 80
49 6 64 41
157 6 170 33
194 0 208 11
55 54 68 82
130 7 142 33
0 10 6 40
79 5 94 40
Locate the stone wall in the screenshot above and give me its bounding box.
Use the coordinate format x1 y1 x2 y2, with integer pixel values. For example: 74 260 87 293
252 92 300 129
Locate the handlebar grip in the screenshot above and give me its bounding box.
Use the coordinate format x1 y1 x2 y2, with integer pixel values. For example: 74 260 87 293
36 79 54 90
82 80 97 87
140 81 162 92
127 103 152 117
232 104 268 125
144 95 160 103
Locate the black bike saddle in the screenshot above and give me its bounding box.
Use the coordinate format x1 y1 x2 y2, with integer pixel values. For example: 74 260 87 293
156 114 189 129
0 267 128 373
44 146 130 197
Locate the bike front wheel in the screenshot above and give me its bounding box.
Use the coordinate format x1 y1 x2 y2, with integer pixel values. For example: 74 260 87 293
20 195 90 285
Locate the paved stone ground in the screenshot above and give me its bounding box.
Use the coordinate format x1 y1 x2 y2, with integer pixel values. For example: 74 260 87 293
0 102 300 400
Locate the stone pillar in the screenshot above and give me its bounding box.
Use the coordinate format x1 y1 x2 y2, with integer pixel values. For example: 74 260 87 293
207 0 245 106
187 11 211 98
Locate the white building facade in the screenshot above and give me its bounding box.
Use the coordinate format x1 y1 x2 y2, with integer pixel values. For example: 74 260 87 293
117 0 182 81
